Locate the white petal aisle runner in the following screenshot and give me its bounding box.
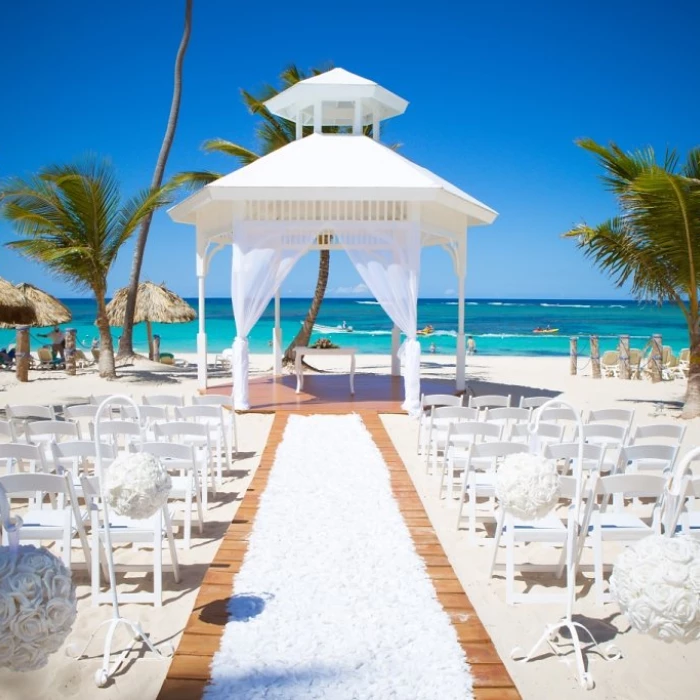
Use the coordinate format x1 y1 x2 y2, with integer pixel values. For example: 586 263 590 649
205 414 473 700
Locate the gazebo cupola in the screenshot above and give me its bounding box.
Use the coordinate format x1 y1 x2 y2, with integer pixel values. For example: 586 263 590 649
169 67 498 412
263 67 408 140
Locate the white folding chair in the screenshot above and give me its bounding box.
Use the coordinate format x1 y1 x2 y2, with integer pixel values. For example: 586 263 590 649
120 404 168 440
175 405 230 487
439 421 503 501
81 475 180 607
490 476 583 605
140 441 203 549
152 421 214 508
468 394 512 412
454 440 529 542
0 471 91 571
143 394 185 420
90 419 143 454
537 406 581 442
578 473 667 605
51 440 116 493
670 475 700 540
510 422 565 451
5 404 56 438
576 423 628 473
416 393 463 455
483 407 530 441
192 394 239 457
543 442 605 476
24 419 80 462
618 443 678 476
586 408 635 442
63 403 100 439
629 423 686 447
90 394 132 420
518 396 553 411
424 405 479 475
0 442 48 477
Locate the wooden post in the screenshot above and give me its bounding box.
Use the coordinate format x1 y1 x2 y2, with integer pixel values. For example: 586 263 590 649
590 335 601 379
650 334 663 383
146 320 154 361
15 326 30 382
569 337 578 375
619 334 630 380
153 334 161 363
65 328 77 376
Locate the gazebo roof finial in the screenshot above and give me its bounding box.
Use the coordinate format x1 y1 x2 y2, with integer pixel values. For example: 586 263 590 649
264 67 408 139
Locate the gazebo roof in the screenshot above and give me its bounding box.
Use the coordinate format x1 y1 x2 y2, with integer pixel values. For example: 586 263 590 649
169 134 498 232
263 68 408 126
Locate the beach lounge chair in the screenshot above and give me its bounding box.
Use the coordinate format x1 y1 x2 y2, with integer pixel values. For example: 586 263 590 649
37 346 63 369
600 350 619 377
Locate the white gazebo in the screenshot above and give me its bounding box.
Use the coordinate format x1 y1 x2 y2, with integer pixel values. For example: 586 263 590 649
168 67 497 412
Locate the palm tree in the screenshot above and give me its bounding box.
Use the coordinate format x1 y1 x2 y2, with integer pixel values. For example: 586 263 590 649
565 139 700 417
118 0 193 359
174 63 376 363
0 159 171 378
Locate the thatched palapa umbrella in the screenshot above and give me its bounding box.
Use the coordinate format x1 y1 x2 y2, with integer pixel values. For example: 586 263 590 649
0 282 72 329
106 282 196 359
0 276 36 325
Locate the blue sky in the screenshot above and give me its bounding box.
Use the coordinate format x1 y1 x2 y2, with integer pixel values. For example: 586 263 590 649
1 0 698 301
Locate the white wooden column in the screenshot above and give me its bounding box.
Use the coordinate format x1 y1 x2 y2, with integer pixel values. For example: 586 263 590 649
273 290 282 376
196 251 208 390
391 325 401 375
295 113 302 140
314 102 322 133
456 236 467 391
353 100 363 135
372 109 380 141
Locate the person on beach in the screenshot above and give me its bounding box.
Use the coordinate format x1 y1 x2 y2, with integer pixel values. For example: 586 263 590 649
429 342 437 354
467 336 477 354
38 326 65 360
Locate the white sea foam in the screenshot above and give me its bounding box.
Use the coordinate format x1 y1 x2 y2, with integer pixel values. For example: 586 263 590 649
356 301 380 305
540 303 591 308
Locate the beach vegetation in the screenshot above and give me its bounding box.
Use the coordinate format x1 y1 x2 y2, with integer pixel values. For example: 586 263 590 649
172 63 378 365
0 158 171 378
567 139 700 417
118 0 193 359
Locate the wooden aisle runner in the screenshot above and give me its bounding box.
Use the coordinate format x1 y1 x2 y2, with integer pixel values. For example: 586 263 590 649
157 411 520 700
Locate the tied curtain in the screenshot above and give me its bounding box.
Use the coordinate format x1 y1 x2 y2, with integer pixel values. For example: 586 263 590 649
231 225 317 409
343 223 422 415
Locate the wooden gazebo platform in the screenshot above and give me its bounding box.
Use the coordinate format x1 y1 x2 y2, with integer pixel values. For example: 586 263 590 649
205 372 462 413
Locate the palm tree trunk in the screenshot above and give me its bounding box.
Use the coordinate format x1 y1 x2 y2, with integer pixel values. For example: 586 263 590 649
118 0 193 358
95 293 116 379
682 329 700 418
283 250 330 363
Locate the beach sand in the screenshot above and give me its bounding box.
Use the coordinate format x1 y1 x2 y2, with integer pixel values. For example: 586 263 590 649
0 352 698 699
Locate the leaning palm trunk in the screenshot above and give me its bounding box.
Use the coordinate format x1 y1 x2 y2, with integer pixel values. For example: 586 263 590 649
119 0 193 358
283 250 330 363
682 330 700 418
95 294 116 379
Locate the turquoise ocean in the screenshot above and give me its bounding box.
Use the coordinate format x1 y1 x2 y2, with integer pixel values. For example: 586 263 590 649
0 298 689 358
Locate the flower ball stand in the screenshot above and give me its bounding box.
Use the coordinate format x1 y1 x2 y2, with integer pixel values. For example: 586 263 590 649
510 399 621 690
71 395 174 687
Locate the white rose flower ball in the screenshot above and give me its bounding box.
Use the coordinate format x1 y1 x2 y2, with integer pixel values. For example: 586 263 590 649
494 452 561 520
105 452 172 520
611 535 700 643
0 545 77 671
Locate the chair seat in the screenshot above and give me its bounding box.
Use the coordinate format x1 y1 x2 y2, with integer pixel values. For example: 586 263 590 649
507 512 568 540
593 512 650 537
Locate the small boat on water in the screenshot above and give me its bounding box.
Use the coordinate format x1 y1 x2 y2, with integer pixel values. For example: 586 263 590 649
417 325 435 336
532 327 559 334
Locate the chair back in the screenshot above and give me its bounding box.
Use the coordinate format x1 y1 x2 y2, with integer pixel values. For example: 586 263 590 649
600 350 618 366
510 422 565 448
630 423 686 446
446 420 503 448
0 442 47 475
421 394 463 412
468 394 511 410
25 420 79 443
175 405 224 422
152 421 210 444
430 405 479 424
619 443 678 475
64 404 100 420
51 440 116 480
544 442 605 474
90 394 133 407
90 419 143 452
579 423 627 445
139 441 197 474
121 404 168 425
144 394 185 408
518 396 553 410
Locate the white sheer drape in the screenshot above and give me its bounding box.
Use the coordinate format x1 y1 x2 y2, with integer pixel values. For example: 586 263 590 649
231 224 317 409
343 223 421 415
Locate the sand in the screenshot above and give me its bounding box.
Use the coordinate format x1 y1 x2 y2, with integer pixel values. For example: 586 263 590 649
0 351 698 699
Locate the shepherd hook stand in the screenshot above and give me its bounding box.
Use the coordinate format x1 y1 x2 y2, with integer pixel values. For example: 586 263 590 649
511 399 621 690
70 395 173 687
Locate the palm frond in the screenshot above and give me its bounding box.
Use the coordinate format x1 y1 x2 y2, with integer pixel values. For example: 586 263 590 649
201 138 259 165
168 170 224 192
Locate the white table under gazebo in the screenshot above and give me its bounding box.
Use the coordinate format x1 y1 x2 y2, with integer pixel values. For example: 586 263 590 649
168 67 497 412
